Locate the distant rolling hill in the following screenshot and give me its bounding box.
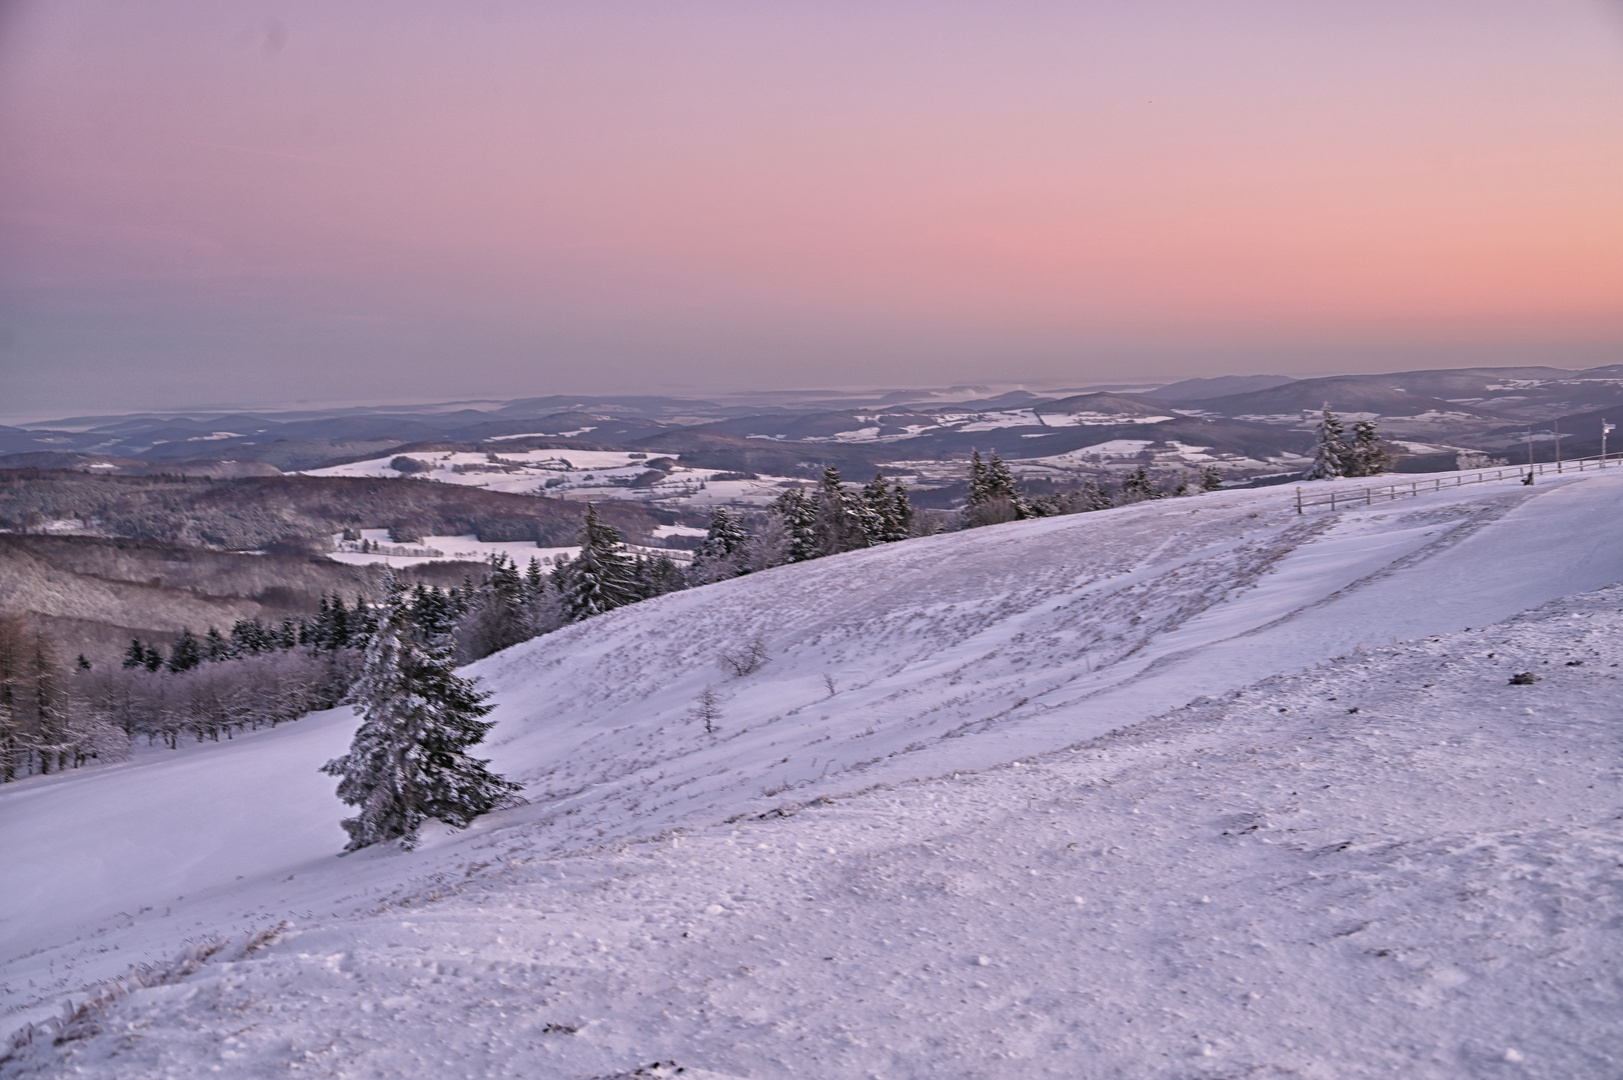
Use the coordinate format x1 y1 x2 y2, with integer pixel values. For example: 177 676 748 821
1190 375 1505 419
1140 374 1298 400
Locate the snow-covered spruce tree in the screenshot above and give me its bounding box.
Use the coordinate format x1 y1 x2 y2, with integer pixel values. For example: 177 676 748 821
964 450 1031 527
556 503 640 622
1346 419 1394 477
1117 464 1158 503
767 487 820 563
1308 404 1348 479
862 471 913 543
741 509 790 570
689 507 751 584
166 629 201 673
321 579 520 852
812 466 876 555
522 558 566 636
1081 478 1114 511
203 626 231 662
459 554 532 659
0 617 24 782
633 553 687 598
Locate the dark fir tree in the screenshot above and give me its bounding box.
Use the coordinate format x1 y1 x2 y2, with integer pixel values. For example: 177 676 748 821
812 466 874 555
321 579 521 852
1118 465 1158 503
862 472 913 543
557 504 640 622
1308 405 1348 480
204 626 232 662
230 618 277 656
122 638 147 670
462 554 531 658
767 487 819 563
410 584 460 642
964 451 1030 527
1199 465 1224 492
633 553 688 598
167 629 202 673
1081 478 1114 511
690 507 751 583
1346 419 1394 477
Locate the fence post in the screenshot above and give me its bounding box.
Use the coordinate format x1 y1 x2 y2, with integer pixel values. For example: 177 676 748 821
1295 487 1302 515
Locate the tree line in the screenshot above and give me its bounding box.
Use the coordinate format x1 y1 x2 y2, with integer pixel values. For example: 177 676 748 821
1307 406 1396 480
317 455 1238 850
1 455 1228 784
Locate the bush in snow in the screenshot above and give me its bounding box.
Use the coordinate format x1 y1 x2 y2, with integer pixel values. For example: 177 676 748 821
718 637 770 678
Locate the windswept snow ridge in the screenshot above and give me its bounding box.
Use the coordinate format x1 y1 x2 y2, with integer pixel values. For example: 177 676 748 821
3 470 1623 1077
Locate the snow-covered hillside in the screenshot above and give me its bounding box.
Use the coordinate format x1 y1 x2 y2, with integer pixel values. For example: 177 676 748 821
4 469 1623 1077
301 449 801 510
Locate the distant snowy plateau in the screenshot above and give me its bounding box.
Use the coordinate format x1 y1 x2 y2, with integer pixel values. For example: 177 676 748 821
4 469 1623 1078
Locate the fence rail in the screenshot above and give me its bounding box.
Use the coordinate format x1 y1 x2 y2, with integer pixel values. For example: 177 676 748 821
1295 453 1617 514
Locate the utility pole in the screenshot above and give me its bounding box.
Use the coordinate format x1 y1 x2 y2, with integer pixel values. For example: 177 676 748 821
1554 420 1562 471
1604 420 1615 466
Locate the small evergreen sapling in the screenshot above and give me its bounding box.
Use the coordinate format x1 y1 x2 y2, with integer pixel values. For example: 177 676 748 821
321 579 521 852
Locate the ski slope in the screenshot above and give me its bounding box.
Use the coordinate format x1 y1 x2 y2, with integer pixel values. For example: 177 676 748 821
4 469 1623 1077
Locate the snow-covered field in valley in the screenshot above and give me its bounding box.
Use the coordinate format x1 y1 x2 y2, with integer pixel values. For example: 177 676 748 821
3 469 1622 1078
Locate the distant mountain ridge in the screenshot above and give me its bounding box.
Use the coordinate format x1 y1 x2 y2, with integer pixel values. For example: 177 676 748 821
1141 374 1298 400
6 364 1623 484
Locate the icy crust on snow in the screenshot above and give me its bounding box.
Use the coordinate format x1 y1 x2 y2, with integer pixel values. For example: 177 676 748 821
6 587 1622 1078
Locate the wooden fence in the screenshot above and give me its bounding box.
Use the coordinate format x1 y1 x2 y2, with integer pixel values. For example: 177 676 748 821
1295 453 1617 514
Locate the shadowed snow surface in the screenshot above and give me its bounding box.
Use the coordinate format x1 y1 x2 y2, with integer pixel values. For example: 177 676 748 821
2 471 1622 1077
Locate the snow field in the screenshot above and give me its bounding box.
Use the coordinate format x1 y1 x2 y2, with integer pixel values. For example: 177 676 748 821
301 451 803 510
324 530 582 570
4 468 1623 1076
7 586 1622 1077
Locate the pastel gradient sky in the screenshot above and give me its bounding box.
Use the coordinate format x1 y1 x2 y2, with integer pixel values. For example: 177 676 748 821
2 1 1621 418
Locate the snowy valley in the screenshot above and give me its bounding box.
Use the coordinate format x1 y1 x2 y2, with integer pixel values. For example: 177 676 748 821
3 467 1623 1078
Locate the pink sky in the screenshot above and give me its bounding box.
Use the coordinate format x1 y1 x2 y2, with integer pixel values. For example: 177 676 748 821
2 1 1621 416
